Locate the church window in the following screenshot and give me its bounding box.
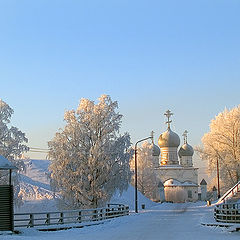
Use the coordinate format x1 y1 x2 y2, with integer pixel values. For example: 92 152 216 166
188 190 192 198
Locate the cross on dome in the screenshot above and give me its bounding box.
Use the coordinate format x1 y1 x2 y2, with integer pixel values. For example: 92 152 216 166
183 130 188 144
164 110 173 129
151 130 154 143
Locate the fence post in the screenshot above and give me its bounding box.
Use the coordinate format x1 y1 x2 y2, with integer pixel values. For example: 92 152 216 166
99 209 103 220
105 207 109 219
45 213 50 225
93 209 98 221
78 211 82 223
58 212 64 224
118 206 121 216
28 214 34 227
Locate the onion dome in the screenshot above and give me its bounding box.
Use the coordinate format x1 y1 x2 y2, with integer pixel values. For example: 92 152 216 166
151 143 160 157
158 128 180 148
178 143 194 157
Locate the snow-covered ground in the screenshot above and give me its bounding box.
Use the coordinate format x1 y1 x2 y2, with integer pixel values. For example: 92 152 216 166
3 202 240 239
9 159 239 239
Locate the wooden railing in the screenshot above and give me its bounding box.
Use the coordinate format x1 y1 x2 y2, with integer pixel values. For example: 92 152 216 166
214 203 240 223
14 204 129 229
217 181 240 204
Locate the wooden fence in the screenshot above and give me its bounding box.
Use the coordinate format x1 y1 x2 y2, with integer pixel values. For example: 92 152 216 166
14 203 129 229
215 203 240 223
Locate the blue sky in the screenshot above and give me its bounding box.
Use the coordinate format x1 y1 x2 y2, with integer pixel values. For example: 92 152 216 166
0 0 239 176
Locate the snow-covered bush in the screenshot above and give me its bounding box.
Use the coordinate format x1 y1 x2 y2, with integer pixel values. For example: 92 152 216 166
48 95 132 209
164 187 187 203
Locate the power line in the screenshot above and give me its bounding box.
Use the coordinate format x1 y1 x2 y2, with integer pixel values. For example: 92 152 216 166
29 147 49 151
28 150 49 153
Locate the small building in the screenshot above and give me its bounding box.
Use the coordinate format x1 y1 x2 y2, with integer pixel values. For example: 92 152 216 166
0 155 17 232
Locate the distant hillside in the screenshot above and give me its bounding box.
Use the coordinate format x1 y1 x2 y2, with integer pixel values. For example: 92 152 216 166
16 159 156 212
16 159 57 213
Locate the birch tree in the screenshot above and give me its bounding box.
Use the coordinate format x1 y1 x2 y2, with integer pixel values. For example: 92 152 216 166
0 99 29 206
197 106 240 193
48 95 131 209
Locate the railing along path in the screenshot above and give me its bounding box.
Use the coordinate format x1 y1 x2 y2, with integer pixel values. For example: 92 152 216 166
14 204 129 229
217 181 240 204
214 181 240 223
215 203 240 223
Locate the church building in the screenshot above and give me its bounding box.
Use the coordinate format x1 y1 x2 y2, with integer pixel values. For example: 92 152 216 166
154 110 199 203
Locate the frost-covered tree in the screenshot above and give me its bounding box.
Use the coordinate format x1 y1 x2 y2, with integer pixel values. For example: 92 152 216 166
197 105 240 193
130 142 158 200
0 99 29 206
0 100 29 163
48 95 132 209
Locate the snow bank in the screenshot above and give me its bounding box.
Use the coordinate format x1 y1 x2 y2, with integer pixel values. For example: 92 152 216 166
110 184 157 210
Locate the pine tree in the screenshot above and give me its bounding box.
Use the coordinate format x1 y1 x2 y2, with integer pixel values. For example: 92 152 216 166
48 95 132 209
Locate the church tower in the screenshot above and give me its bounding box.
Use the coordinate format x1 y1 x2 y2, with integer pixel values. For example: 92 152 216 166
158 110 180 165
178 130 194 167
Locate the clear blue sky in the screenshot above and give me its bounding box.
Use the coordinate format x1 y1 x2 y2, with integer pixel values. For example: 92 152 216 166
0 0 239 176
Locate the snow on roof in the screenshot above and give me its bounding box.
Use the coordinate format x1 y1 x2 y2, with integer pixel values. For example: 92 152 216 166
0 155 18 170
164 179 198 187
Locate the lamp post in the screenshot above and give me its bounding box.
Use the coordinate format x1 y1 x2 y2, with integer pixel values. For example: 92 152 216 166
135 131 158 213
216 157 220 198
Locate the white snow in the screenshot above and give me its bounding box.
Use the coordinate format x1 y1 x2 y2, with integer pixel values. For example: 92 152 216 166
164 178 198 187
111 184 157 210
3 202 240 239
9 159 240 239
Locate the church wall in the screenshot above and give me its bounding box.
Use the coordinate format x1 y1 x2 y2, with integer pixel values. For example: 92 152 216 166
179 156 193 167
155 167 198 185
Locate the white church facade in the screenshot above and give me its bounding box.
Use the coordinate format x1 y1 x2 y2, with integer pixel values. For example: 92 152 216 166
153 110 199 203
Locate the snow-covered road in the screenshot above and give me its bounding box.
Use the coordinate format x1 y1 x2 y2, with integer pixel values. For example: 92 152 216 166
3 202 240 240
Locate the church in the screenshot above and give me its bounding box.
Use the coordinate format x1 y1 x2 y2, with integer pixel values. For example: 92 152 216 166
154 110 199 203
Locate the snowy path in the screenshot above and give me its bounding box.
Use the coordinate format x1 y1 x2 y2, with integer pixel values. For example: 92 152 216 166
3 202 240 240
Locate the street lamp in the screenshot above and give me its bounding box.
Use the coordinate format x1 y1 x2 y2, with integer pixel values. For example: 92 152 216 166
134 131 159 213
216 157 220 198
